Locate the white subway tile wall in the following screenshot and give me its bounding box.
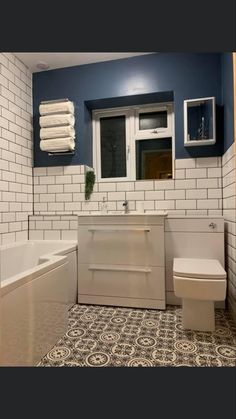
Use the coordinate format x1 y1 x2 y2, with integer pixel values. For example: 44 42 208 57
0 53 33 245
29 215 78 241
222 143 236 323
32 158 222 217
29 157 225 273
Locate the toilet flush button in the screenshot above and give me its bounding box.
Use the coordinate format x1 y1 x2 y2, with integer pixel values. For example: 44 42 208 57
209 222 216 229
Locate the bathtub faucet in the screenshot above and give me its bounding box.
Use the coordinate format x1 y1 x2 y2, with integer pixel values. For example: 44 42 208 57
122 200 129 214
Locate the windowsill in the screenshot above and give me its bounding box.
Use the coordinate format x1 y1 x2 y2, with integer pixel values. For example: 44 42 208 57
184 139 216 147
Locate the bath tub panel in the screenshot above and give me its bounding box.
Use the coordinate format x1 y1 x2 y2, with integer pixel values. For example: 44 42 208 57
65 250 77 308
0 262 68 367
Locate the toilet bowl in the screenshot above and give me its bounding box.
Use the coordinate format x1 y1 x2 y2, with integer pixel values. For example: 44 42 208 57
173 258 227 332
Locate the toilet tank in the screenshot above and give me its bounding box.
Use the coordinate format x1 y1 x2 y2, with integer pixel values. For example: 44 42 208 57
164 216 225 306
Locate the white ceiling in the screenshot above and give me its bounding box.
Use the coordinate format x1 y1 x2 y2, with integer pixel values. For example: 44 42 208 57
14 52 153 73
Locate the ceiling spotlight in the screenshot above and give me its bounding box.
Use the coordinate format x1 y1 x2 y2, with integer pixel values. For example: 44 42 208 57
36 61 50 70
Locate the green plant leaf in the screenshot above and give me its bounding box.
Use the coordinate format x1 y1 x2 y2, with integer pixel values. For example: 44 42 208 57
85 171 96 200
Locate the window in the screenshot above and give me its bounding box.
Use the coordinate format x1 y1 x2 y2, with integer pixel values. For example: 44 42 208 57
135 105 172 139
139 110 167 130
93 103 174 182
100 115 127 178
136 138 172 180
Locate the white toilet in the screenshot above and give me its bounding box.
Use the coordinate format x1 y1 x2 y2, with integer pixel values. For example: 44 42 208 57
173 258 227 332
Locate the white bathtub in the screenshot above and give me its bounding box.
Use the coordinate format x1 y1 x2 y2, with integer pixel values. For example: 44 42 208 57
0 240 78 366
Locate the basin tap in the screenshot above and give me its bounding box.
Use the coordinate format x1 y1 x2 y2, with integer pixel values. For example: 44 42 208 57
122 200 129 214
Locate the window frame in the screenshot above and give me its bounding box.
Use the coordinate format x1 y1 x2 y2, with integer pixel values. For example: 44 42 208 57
134 104 173 139
92 102 175 182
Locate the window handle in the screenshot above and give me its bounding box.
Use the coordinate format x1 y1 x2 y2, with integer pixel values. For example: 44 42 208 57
151 128 165 133
126 145 130 161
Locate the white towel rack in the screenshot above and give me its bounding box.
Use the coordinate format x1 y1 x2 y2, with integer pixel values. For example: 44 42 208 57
39 98 76 156
48 151 75 156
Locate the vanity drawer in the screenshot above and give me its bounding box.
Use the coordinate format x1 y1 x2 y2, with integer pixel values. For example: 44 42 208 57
78 225 164 266
78 264 165 301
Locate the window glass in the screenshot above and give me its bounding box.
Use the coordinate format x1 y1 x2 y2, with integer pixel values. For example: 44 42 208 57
100 115 127 178
139 111 167 130
136 138 172 180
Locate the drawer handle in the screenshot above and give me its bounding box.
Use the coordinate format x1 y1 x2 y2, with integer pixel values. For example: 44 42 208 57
88 264 152 273
88 227 150 233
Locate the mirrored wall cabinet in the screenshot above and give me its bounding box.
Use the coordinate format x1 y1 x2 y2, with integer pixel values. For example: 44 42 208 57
184 97 216 146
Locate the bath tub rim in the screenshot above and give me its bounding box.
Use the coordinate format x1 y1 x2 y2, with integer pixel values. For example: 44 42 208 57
0 240 77 297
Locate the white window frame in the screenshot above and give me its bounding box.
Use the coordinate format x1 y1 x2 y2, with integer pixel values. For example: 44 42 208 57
134 103 173 139
93 107 132 183
92 102 174 182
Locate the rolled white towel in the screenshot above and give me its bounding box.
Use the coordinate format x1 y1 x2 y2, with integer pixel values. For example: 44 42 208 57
40 113 75 128
40 125 75 140
39 101 74 116
40 137 75 152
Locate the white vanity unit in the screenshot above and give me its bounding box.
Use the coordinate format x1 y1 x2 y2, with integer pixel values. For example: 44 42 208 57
77 214 166 309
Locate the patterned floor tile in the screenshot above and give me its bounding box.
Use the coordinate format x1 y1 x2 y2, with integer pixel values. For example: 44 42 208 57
38 304 236 367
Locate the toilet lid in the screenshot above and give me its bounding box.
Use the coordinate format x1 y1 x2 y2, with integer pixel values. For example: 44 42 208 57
173 258 226 279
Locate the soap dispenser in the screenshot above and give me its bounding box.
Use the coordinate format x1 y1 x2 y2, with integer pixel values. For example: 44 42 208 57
101 196 108 214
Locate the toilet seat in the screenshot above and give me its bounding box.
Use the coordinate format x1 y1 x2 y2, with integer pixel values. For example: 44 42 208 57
173 257 227 301
173 258 226 280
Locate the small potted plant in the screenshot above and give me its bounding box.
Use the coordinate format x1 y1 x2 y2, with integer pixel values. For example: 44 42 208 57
85 170 96 200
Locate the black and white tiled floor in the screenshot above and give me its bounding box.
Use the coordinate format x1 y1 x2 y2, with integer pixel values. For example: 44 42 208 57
38 304 236 367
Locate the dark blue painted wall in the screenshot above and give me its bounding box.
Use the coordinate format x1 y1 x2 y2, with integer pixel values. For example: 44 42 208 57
33 53 228 167
221 53 234 153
